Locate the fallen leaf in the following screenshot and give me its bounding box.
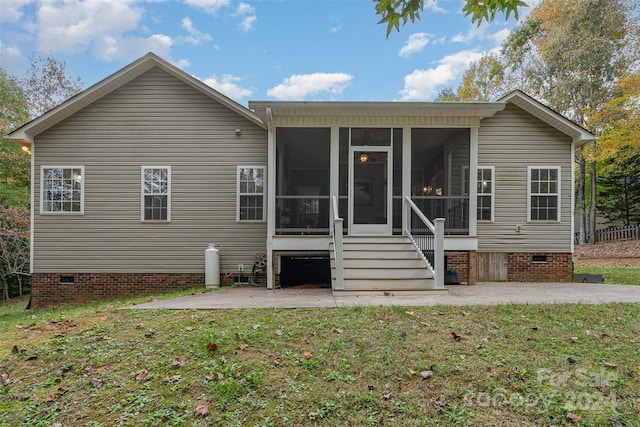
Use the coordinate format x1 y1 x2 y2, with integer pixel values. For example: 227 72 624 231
531 326 539 331
253 324 260 330
24 355 38 361
421 370 434 380
219 356 227 364
400 331 407 340
206 342 218 354
368 384 376 390
331 327 343 334
302 337 310 344
238 343 249 351
567 356 577 364
567 413 581 422
135 369 153 382
419 322 430 327
185 326 194 331
194 401 209 417
164 375 182 383
408 368 416 375
172 356 186 366
303 351 312 359
382 393 391 400
405 310 414 316
604 362 617 368
274 357 283 366
570 336 578 343
462 311 470 316
11 345 18 353
57 386 69 395
451 332 461 341
205 372 224 381
2 373 10 385
91 378 103 388
275 329 283 336
145 329 156 337
136 323 144 329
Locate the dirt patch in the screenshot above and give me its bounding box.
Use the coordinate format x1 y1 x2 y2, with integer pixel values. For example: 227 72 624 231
574 239 640 261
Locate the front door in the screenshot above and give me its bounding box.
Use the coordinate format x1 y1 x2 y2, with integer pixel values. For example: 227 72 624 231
349 146 392 235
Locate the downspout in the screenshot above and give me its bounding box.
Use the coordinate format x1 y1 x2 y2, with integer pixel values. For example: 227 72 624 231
265 107 275 289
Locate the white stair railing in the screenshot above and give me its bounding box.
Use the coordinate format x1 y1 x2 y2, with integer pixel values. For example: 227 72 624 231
405 196 445 289
330 196 344 290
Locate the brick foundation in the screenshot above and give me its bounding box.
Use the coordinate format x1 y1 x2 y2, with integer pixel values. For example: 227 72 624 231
30 273 206 308
507 253 573 282
444 252 573 284
446 252 469 284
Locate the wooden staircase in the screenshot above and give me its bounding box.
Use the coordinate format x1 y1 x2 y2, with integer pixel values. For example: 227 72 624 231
330 236 445 293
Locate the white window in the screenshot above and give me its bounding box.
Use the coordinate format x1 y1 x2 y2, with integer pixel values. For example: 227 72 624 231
237 166 265 221
41 166 84 214
477 166 494 221
528 166 560 221
142 166 171 222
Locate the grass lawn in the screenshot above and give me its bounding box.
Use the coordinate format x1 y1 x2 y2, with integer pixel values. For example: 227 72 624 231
1 291 639 426
573 265 640 286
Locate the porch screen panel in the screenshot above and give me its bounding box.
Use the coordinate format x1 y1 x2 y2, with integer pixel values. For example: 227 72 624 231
411 128 470 235
276 128 331 235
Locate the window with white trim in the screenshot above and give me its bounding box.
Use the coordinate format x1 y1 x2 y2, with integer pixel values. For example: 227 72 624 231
41 166 84 214
528 167 560 221
142 166 171 221
237 166 265 221
477 166 494 221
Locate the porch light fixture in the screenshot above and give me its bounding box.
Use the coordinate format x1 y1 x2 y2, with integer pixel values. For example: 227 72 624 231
359 152 369 163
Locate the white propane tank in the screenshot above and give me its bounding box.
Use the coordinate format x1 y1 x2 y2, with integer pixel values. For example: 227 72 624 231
205 244 220 288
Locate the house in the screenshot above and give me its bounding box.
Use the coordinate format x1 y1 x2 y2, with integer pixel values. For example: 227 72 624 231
8 53 596 307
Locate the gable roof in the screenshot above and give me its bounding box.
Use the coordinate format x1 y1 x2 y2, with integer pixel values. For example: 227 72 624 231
498 90 596 146
8 52 266 144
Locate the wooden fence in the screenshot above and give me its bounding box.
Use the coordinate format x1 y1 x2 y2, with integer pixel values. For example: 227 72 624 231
575 224 640 244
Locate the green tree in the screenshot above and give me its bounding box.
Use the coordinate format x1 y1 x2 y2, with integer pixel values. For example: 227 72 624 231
434 88 459 101
456 53 510 101
499 0 636 243
0 70 30 209
21 53 83 117
375 0 528 36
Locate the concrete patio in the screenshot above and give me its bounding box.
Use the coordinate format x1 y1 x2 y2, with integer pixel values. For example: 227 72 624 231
126 281 640 310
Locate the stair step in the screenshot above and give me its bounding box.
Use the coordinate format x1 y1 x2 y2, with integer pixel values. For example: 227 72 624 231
335 278 437 290
341 259 426 269
343 268 431 280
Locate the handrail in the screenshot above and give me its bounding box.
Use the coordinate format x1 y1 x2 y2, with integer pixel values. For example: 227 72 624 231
405 196 445 289
330 196 344 290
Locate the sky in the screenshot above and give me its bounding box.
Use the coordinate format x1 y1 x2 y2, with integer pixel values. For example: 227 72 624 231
0 0 540 106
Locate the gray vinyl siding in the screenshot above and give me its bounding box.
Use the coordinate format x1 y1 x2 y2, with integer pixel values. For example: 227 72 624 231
477 104 573 253
33 67 267 274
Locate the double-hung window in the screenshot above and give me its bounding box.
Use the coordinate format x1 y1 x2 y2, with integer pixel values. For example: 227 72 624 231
41 166 84 214
237 166 265 221
477 166 494 221
142 166 171 221
528 166 560 221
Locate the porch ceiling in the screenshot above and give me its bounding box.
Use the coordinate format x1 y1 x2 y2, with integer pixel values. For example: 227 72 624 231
249 101 506 123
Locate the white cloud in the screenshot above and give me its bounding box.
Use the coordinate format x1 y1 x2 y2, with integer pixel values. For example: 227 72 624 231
234 2 256 32
0 42 24 75
37 0 143 53
183 0 230 14
398 49 484 100
452 22 510 45
93 33 173 61
399 33 432 58
180 17 213 45
202 73 252 100
0 0 33 23
329 25 342 34
424 0 446 14
33 0 182 62
268 73 353 100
